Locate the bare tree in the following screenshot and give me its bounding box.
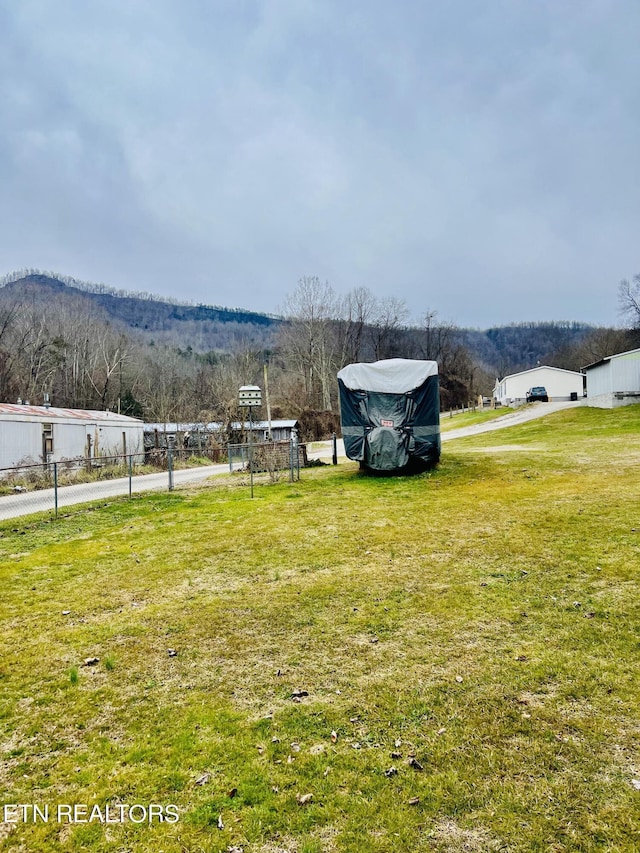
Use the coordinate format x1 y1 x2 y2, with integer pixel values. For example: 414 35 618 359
0 297 22 401
549 326 635 371
336 286 378 366
619 274 640 329
278 276 339 410
84 327 131 409
368 297 409 360
416 310 476 406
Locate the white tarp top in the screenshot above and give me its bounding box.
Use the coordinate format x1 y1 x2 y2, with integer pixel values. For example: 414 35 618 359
337 358 438 394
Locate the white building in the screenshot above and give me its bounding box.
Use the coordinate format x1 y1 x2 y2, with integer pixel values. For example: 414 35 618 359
493 366 585 406
0 404 144 470
583 347 640 408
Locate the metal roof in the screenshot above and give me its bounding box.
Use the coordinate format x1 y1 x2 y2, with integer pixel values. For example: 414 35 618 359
144 420 299 431
0 403 142 423
582 346 640 372
495 365 584 385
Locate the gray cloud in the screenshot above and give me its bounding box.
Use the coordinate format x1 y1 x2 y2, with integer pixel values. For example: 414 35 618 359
1 0 638 326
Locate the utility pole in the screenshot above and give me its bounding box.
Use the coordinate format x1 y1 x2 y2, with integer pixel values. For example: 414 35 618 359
263 362 272 441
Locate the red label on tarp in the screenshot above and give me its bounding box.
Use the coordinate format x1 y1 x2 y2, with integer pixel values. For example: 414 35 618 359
381 419 394 427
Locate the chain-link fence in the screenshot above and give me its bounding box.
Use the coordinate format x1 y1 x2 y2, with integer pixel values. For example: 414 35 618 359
0 439 306 520
0 448 228 520
227 439 304 482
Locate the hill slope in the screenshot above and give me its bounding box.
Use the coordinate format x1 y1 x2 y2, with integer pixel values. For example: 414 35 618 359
0 273 280 351
0 271 606 372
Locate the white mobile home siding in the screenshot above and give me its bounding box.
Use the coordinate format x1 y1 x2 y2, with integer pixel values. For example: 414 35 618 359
585 348 640 408
0 405 144 470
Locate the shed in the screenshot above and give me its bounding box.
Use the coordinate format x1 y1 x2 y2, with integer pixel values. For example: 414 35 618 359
583 346 640 408
229 419 299 442
0 404 144 470
144 422 216 449
337 358 441 472
144 419 300 448
493 366 584 406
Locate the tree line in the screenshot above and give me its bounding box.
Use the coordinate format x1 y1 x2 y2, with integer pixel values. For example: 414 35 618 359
0 271 637 436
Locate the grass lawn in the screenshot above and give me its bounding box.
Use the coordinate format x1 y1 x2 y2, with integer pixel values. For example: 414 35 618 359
439 407 507 432
1 406 639 852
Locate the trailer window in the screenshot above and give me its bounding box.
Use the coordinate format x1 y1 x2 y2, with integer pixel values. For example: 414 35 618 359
43 423 53 454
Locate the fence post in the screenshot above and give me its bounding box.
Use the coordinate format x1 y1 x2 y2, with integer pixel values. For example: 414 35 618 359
129 453 133 498
168 447 174 491
289 437 294 482
54 462 58 518
332 432 338 465
290 428 299 482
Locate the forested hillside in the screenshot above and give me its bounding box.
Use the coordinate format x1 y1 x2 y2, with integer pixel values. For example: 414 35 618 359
0 272 279 352
0 270 630 430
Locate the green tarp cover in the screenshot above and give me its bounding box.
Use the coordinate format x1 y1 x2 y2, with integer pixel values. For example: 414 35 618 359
338 358 441 471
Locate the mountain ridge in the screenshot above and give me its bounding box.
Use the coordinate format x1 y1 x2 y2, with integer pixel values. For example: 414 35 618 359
0 270 604 375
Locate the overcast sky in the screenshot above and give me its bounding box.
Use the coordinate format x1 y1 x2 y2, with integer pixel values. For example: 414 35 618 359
1 1 639 328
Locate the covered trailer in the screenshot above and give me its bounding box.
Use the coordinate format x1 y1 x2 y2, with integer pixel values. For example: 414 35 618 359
337 358 441 472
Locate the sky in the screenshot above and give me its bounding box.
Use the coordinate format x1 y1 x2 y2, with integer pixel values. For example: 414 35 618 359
1 0 639 329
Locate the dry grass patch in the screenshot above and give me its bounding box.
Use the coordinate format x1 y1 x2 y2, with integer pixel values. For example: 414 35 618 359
0 406 639 852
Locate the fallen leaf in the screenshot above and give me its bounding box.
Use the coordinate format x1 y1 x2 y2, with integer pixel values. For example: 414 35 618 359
296 793 313 805
391 751 402 759
291 689 309 699
82 657 100 667
455 675 463 683
631 779 640 791
167 649 177 657
227 787 238 798
290 742 301 752
408 757 424 771
217 814 224 829
394 738 402 748
331 730 338 743
384 766 398 777
436 727 446 736
408 797 420 805
194 773 211 786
